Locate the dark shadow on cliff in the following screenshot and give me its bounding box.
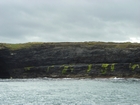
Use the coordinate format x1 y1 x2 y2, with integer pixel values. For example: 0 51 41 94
0 56 10 78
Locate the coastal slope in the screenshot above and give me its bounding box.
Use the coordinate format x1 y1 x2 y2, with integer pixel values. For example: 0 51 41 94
0 42 140 78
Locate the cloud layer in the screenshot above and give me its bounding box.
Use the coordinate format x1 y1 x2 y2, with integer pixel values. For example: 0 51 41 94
0 0 140 43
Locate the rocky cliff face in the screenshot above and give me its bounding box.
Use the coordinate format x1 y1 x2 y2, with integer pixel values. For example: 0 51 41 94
0 42 140 78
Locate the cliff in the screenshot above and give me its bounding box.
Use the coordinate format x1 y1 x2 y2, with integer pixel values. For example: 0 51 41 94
0 42 140 78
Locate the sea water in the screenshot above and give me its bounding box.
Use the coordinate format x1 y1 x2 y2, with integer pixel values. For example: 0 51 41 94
0 78 140 105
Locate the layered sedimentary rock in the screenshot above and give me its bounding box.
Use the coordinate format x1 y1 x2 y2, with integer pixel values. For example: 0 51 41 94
0 42 140 78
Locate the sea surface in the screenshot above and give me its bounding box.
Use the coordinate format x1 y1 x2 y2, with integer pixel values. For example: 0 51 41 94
0 78 140 105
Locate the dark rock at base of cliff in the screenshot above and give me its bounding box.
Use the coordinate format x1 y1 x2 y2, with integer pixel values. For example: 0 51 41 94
0 49 11 78
7 63 140 78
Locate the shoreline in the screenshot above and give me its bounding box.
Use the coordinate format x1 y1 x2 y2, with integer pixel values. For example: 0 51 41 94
0 42 140 79
1 77 140 81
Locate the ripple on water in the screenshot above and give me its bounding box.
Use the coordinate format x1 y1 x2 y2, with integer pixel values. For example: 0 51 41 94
0 78 140 105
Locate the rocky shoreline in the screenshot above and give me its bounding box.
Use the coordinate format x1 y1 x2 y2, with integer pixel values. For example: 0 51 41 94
0 42 140 78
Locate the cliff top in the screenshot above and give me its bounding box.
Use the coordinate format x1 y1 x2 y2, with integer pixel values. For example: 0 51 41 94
0 42 140 50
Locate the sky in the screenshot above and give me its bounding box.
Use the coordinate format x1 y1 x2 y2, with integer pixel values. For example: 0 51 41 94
0 0 140 43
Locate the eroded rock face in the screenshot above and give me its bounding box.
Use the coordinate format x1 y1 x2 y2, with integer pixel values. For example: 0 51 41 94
0 42 140 78
0 49 10 78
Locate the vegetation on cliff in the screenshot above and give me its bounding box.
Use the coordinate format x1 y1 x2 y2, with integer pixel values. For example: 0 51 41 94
0 42 140 78
0 42 140 51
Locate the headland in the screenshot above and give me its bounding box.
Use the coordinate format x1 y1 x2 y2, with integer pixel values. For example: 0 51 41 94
0 42 140 78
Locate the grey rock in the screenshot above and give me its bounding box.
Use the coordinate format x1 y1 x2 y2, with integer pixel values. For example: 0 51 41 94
0 42 140 78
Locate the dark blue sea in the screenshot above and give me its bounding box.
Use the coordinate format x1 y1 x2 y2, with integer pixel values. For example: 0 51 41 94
0 78 140 105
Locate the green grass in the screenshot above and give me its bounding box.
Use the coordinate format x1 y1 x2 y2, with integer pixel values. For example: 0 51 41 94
0 42 44 50
111 63 115 71
47 65 54 72
102 64 109 69
87 64 92 73
69 65 74 72
24 67 33 71
1 41 140 50
101 63 116 73
101 64 109 74
101 69 107 74
62 65 69 74
131 64 140 70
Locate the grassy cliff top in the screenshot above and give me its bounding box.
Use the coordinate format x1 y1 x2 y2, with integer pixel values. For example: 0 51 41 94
0 42 140 50
0 42 44 50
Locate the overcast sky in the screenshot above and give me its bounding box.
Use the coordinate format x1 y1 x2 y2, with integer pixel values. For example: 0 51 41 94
0 0 140 43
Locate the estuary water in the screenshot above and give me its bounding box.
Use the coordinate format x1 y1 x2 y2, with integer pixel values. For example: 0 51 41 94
0 78 140 105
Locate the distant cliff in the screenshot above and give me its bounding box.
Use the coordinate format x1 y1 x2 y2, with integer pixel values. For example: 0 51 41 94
0 42 140 78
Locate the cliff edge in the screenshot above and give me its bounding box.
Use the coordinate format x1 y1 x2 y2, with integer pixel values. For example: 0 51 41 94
0 42 140 78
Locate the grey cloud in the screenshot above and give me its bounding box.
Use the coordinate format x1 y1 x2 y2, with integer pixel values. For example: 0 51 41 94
0 0 140 43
